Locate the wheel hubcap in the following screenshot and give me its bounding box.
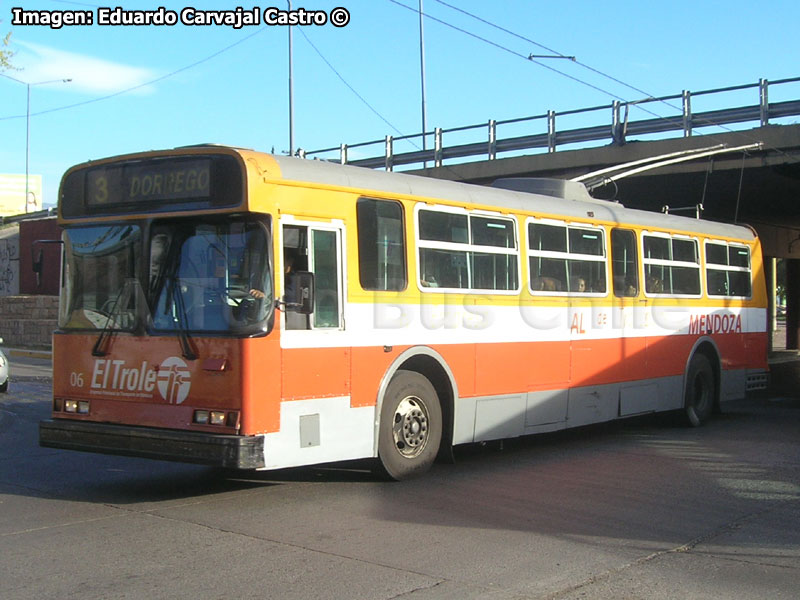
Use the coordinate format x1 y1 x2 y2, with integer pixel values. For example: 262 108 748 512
392 396 429 458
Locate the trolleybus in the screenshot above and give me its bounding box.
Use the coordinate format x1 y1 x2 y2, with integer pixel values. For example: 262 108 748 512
39 146 769 479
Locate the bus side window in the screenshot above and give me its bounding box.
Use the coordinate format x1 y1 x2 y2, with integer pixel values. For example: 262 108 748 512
357 198 406 291
310 229 342 329
611 228 638 297
706 242 752 298
283 225 310 330
282 223 344 330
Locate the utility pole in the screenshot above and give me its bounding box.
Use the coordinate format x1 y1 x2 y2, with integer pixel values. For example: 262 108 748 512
1 74 71 212
419 0 427 166
288 0 294 156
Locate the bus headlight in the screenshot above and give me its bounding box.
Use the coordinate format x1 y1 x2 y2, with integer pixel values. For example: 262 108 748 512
63 399 90 414
193 409 238 427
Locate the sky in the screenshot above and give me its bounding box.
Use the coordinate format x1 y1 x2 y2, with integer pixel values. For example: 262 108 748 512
1 0 799 208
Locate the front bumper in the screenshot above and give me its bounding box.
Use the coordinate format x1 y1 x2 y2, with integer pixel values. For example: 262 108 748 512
39 419 265 469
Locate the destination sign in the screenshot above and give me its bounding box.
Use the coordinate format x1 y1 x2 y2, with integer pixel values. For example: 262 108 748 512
86 158 212 206
60 153 244 218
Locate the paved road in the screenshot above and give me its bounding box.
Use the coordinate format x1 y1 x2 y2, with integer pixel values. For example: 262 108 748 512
1 351 52 380
1 367 798 599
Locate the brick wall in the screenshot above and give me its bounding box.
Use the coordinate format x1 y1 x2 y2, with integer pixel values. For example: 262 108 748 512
0 295 59 349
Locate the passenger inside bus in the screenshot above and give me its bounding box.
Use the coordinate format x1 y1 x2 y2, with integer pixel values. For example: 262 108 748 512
613 276 639 297
531 276 561 291
570 277 586 293
646 275 664 293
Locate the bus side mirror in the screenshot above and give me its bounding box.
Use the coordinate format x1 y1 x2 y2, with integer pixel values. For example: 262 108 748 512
286 271 314 315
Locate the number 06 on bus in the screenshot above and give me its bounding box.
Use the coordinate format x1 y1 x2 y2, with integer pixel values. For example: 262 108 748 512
39 147 768 480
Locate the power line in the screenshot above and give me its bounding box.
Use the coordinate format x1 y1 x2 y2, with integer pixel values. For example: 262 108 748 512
433 0 660 102
386 0 639 107
298 25 497 183
393 0 795 163
0 26 269 121
296 28 406 138
2 6 415 158
431 0 751 139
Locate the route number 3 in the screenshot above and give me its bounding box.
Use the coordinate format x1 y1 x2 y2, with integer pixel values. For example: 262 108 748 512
93 175 108 204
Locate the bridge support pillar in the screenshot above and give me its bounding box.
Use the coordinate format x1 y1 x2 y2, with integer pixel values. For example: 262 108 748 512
785 259 800 350
765 257 776 353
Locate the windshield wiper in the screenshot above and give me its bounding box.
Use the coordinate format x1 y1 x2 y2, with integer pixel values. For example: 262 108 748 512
153 229 198 361
164 273 198 361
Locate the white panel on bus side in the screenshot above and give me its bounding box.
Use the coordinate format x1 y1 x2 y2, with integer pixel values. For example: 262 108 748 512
525 389 569 427
474 395 526 442
261 397 375 470
454 390 570 445
720 369 747 401
567 385 619 427
619 382 660 416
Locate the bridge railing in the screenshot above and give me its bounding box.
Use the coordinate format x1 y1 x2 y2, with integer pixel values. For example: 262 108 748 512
303 77 800 170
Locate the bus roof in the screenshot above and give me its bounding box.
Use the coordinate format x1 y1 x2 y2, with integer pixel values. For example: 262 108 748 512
269 153 756 241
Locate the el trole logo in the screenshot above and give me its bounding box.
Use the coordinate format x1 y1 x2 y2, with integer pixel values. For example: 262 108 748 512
89 356 192 404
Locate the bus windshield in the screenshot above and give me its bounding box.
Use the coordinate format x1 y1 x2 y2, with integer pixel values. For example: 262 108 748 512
150 219 272 334
60 218 272 334
61 224 142 330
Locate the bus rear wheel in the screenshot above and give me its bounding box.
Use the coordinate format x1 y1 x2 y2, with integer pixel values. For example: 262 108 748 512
684 354 715 427
377 370 442 481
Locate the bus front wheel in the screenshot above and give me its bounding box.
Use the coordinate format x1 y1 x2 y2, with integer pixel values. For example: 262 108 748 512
684 354 715 427
377 370 442 481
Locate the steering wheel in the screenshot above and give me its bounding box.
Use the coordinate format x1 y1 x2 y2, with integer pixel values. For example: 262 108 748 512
224 286 253 306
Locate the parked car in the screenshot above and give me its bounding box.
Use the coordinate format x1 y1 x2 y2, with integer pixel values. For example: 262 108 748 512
0 338 8 393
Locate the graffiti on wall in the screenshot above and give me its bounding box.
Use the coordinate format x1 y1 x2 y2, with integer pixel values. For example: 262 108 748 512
0 238 19 296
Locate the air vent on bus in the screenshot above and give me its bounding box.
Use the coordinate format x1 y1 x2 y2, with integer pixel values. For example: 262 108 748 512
491 177 614 205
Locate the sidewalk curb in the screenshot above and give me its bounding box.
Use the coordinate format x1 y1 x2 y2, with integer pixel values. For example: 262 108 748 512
4 348 52 360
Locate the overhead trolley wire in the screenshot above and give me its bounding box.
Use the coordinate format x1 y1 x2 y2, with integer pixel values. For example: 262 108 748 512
433 0 757 138
386 0 638 109
396 0 797 164
432 0 660 102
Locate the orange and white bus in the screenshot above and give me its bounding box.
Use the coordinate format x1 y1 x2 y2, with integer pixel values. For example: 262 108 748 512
40 146 768 479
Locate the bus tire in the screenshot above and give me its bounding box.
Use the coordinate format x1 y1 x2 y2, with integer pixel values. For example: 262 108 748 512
684 354 715 427
377 370 442 481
